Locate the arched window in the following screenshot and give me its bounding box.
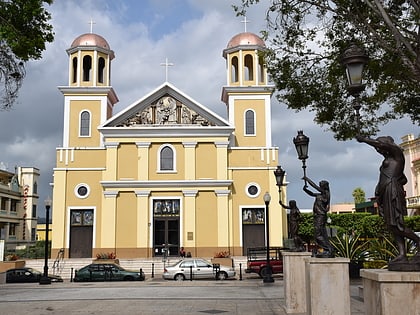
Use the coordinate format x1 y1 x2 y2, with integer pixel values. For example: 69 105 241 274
83 55 92 81
159 145 176 171
33 181 38 194
80 110 91 136
245 109 255 135
72 57 77 83
231 56 239 83
98 57 105 83
244 54 254 81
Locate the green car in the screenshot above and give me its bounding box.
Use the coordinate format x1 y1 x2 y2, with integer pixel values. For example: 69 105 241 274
74 263 145 282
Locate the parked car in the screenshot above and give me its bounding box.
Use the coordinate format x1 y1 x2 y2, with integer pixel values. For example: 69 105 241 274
6 267 63 283
245 247 284 278
73 263 145 282
162 258 236 281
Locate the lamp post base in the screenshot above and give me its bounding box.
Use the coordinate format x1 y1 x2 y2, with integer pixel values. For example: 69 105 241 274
263 276 275 283
39 276 51 285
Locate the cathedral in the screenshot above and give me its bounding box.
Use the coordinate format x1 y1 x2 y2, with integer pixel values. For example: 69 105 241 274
51 29 287 259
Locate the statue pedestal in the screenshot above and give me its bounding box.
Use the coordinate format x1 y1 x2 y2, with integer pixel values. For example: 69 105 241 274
361 269 420 315
282 251 312 314
305 257 350 315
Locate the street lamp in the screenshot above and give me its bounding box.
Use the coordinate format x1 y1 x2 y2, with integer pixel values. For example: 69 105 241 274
39 197 52 285
293 130 310 185
263 192 274 283
274 165 289 237
340 43 369 131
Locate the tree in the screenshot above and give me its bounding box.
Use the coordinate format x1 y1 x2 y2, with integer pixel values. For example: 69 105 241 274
0 0 54 109
234 1 420 140
352 187 366 204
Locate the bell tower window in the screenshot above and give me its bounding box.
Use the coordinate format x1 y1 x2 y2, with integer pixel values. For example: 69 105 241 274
258 56 264 83
231 56 239 83
98 57 105 83
83 55 92 81
72 57 77 83
244 54 254 81
245 109 255 135
80 110 91 136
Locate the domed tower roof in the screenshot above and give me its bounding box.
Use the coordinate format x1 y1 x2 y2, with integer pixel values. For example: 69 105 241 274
226 32 265 49
71 33 111 50
223 32 265 58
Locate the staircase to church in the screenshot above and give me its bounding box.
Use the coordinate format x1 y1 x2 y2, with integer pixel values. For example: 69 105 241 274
24 256 248 280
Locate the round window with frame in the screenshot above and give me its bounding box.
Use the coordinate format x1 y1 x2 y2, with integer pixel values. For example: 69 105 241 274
245 183 260 198
75 184 90 199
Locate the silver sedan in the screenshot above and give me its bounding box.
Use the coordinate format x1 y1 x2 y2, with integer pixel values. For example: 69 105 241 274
162 258 236 281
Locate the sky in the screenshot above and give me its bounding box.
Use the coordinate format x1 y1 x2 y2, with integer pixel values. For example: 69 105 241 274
1 0 418 214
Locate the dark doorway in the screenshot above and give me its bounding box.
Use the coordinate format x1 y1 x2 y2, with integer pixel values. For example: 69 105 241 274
69 209 93 258
242 208 265 255
153 218 179 257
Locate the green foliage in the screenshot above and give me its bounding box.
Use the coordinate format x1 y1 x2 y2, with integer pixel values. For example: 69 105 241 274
404 216 420 232
330 233 369 263
234 1 420 140
352 187 366 204
297 213 314 244
10 241 50 259
0 0 54 109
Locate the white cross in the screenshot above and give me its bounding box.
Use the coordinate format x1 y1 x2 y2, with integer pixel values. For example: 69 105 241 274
241 16 250 32
88 18 96 33
160 57 174 82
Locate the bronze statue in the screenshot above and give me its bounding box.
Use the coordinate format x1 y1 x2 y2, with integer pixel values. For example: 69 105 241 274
356 135 420 269
280 199 306 252
302 176 334 258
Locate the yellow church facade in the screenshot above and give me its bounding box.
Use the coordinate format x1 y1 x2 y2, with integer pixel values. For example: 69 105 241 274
51 31 288 259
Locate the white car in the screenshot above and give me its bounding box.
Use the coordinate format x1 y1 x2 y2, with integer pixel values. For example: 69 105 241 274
162 258 236 281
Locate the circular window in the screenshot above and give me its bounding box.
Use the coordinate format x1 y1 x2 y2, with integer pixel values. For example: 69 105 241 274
245 183 260 198
75 184 90 199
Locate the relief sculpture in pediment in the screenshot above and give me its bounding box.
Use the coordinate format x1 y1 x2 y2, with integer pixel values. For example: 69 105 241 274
117 95 214 127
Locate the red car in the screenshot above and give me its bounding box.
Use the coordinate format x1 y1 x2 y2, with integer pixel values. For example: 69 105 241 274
245 247 284 278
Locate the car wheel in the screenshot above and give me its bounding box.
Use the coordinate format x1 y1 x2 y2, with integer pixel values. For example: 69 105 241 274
174 274 185 281
217 271 228 280
258 267 268 279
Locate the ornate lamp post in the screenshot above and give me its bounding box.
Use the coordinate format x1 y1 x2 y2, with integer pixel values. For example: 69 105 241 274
274 166 288 237
293 130 310 185
263 192 274 283
340 43 369 131
39 197 52 285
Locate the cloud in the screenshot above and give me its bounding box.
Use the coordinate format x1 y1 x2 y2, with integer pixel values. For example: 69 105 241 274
1 0 416 212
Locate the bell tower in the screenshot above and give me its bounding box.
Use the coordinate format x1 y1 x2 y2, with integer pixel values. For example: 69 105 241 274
221 32 274 147
58 33 118 147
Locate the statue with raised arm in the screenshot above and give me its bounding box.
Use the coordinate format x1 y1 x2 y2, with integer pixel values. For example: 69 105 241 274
280 199 306 252
302 176 334 258
356 135 420 269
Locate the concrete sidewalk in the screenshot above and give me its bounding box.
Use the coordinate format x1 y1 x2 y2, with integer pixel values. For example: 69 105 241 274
0 275 365 315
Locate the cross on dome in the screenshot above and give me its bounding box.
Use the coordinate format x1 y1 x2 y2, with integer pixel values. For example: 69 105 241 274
241 16 250 32
88 18 96 33
160 57 174 82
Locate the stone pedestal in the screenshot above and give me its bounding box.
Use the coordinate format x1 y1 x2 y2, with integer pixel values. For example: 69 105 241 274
361 269 420 315
282 251 312 314
305 257 350 315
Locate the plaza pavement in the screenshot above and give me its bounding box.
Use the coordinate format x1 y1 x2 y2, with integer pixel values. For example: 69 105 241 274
0 273 365 315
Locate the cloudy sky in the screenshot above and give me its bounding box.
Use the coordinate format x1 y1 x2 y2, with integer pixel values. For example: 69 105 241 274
2 0 418 213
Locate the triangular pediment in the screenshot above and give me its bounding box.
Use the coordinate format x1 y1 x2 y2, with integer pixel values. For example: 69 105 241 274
103 83 230 128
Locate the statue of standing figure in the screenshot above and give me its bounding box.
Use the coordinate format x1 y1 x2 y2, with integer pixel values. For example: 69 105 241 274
356 134 420 269
280 199 306 251
302 176 335 258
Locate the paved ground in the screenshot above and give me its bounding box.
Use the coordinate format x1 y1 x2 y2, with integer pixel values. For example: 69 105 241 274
0 275 365 315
